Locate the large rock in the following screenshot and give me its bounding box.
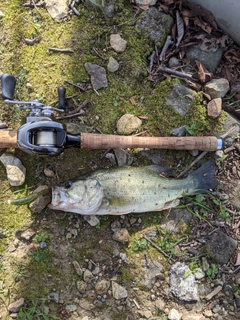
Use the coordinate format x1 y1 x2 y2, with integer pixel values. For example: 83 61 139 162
166 84 196 116
169 262 199 301
136 7 174 43
203 230 237 264
186 43 223 72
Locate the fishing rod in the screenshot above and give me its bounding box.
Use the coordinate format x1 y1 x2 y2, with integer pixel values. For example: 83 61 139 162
0 74 223 156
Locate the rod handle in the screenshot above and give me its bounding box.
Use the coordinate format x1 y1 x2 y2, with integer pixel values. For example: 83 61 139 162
81 133 222 151
0 130 18 148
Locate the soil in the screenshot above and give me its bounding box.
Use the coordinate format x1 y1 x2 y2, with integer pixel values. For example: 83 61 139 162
0 1 240 320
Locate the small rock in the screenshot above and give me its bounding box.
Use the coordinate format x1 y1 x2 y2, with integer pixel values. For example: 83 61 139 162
84 62 108 91
83 215 100 227
110 220 122 231
110 34 127 53
18 229 36 241
30 185 51 213
8 298 25 313
168 56 181 68
203 310 213 317
72 261 83 276
207 98 222 118
155 298 166 311
47 292 59 303
77 280 87 293
0 153 26 186
142 310 153 319
95 279 110 295
116 114 142 135
79 298 95 310
202 257 210 272
168 308 181 320
112 228 130 243
112 281 128 299
66 123 94 134
103 4 115 18
171 125 186 136
113 148 133 166
204 78 229 99
182 313 206 320
194 268 205 280
65 304 77 312
107 57 119 72
83 269 93 282
44 167 55 177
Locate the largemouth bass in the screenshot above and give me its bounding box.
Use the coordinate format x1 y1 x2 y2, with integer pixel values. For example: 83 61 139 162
48 161 218 215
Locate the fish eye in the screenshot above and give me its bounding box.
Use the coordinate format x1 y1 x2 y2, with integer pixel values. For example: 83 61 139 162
64 181 72 189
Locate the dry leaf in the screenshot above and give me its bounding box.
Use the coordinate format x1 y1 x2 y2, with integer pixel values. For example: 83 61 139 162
235 251 240 266
196 60 212 83
176 11 184 47
129 97 137 105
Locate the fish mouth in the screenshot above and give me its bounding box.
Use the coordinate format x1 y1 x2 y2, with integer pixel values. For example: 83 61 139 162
50 189 68 207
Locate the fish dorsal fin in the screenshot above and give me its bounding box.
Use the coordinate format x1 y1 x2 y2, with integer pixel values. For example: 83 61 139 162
145 165 174 177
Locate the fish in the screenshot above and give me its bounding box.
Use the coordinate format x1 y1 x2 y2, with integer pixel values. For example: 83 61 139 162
48 161 218 216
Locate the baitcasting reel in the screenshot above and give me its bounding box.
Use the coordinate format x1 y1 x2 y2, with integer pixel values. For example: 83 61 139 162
1 74 80 156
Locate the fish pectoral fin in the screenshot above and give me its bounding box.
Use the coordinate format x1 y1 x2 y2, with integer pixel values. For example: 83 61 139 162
101 198 110 207
162 199 180 210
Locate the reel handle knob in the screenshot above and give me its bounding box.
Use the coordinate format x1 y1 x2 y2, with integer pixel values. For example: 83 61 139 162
1 74 16 100
58 86 66 110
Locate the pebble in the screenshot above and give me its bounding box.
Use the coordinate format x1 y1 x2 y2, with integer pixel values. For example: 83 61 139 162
116 113 142 135
110 34 127 53
95 279 110 295
43 167 55 177
83 269 94 282
204 78 230 99
112 281 128 299
168 308 181 320
7 298 25 313
112 228 130 243
77 280 87 293
47 292 59 303
107 56 119 72
207 98 222 118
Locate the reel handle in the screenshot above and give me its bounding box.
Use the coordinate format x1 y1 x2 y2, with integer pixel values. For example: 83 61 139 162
58 86 66 110
1 74 16 100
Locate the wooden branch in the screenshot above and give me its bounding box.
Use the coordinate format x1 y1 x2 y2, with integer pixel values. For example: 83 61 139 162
48 47 74 53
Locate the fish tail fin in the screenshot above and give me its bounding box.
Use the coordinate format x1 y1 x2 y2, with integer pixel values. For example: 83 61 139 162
189 161 218 192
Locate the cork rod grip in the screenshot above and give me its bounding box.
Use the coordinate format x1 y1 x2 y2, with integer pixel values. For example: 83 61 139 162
0 130 18 148
81 133 220 151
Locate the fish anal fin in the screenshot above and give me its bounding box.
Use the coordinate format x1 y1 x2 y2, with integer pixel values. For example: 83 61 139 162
161 199 180 210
